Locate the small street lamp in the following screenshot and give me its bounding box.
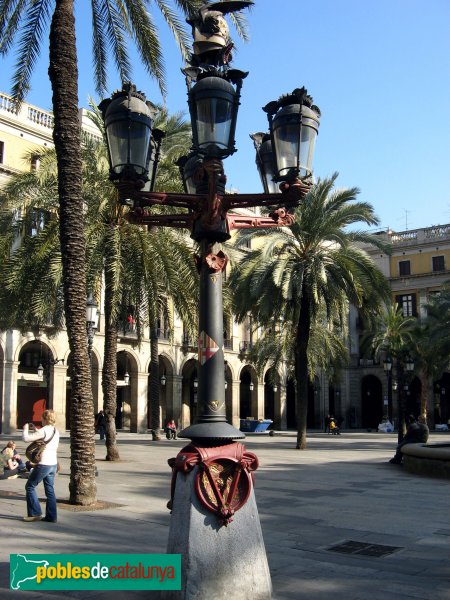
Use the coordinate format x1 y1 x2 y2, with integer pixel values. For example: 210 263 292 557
383 357 393 421
37 355 64 404
124 371 130 386
160 374 166 386
86 294 98 360
249 381 254 392
397 356 414 443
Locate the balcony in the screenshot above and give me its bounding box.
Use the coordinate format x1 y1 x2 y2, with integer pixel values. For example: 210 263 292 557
118 320 138 339
157 328 170 341
239 340 253 354
181 334 197 352
358 358 380 367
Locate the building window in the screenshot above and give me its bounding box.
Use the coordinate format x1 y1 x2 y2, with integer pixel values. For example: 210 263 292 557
395 294 417 317
398 260 411 276
432 255 445 272
0 140 4 163
30 155 40 171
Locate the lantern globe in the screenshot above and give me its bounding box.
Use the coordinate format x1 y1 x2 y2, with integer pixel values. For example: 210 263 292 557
272 102 320 181
100 84 157 183
189 76 239 158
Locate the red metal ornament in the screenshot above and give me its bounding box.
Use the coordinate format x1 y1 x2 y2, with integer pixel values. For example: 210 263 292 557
168 442 259 526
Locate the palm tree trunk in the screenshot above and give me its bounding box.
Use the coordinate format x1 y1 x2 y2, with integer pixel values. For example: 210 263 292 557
49 0 96 504
419 367 428 419
295 293 311 450
150 323 161 440
102 242 120 460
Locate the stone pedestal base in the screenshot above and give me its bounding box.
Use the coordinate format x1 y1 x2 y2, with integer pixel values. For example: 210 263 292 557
165 465 272 599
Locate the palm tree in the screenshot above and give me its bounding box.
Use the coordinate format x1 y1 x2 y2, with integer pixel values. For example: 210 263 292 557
369 303 416 439
0 0 202 504
0 119 198 459
411 286 450 419
244 313 348 392
91 103 197 442
230 174 391 449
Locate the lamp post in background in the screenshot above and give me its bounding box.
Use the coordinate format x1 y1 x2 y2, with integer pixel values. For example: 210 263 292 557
100 3 320 597
86 294 98 361
383 357 393 422
37 355 64 406
397 356 415 443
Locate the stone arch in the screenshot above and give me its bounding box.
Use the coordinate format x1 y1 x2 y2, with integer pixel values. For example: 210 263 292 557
148 353 176 429
116 350 139 431
435 372 450 425
308 376 320 429
16 340 56 428
224 361 233 423
264 367 280 428
405 376 421 417
286 377 296 429
180 358 200 429
239 365 258 419
361 374 383 430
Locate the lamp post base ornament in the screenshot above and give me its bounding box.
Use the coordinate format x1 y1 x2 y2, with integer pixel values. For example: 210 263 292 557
165 442 272 600
168 442 258 526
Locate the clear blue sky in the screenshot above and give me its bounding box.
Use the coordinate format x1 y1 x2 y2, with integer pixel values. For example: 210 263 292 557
2 0 449 232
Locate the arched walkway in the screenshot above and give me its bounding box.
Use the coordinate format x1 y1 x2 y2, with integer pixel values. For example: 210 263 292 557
264 368 280 428
181 359 199 428
361 375 383 429
116 351 138 431
17 341 53 428
239 366 257 419
286 378 296 429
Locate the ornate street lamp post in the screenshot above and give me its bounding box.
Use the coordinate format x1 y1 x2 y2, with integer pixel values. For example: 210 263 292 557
396 356 415 443
383 357 393 421
37 354 64 405
86 294 98 361
101 3 320 598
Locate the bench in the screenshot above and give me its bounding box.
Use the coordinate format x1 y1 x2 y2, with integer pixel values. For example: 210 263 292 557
401 443 450 479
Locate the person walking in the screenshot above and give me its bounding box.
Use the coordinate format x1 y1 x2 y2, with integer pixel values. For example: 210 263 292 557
95 410 106 441
22 409 60 522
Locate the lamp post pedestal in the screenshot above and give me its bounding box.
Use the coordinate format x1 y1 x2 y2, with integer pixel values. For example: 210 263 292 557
166 458 272 600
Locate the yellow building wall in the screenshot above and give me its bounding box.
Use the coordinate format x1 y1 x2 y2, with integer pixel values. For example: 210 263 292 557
0 130 45 172
390 248 450 276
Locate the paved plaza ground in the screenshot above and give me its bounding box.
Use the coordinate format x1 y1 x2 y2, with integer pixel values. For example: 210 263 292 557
1 430 449 599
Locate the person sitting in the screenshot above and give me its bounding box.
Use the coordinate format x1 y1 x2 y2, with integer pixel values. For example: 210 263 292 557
1 442 27 479
389 414 429 464
329 417 340 435
2 440 27 473
165 419 177 440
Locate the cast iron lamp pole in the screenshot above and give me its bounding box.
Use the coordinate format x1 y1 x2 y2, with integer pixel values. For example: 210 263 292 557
37 356 64 405
397 356 414 444
100 3 321 597
383 357 393 422
86 294 98 361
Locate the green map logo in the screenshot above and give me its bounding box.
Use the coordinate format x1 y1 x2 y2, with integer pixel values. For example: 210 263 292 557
10 554 181 590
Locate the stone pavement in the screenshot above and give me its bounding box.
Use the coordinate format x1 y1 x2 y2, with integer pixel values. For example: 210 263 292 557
1 430 449 599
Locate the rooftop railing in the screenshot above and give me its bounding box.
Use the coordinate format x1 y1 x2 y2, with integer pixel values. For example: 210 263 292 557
0 92 54 130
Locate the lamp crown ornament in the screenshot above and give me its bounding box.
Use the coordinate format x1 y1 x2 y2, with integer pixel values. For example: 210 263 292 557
187 2 254 62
